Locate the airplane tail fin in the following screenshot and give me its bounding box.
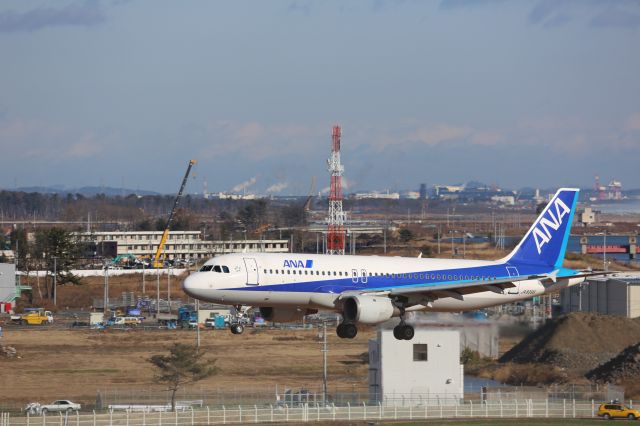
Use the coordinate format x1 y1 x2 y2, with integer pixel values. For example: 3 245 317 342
504 188 579 268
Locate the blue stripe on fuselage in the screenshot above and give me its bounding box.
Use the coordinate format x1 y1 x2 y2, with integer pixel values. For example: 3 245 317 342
224 262 560 294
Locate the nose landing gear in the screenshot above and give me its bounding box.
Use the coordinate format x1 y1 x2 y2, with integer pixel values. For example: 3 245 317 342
230 323 244 335
229 304 246 335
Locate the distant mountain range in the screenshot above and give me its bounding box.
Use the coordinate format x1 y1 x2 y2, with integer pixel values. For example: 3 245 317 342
5 186 161 197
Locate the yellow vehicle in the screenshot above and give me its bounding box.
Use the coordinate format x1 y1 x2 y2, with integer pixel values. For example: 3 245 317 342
11 308 53 325
110 316 142 327
597 403 640 420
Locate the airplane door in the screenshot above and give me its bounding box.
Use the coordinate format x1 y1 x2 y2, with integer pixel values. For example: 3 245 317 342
360 269 368 284
243 258 259 285
506 266 519 294
352 269 358 284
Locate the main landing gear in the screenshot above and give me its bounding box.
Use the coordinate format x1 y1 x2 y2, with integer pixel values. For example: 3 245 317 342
336 322 358 339
393 307 414 340
393 321 415 340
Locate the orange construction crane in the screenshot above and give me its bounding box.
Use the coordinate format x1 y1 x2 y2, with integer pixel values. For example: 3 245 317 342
152 160 197 268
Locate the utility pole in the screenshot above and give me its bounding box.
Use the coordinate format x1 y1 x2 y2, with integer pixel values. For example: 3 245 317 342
383 225 387 254
196 298 201 349
53 256 57 306
603 231 607 271
142 262 146 295
321 321 328 405
103 263 109 315
156 270 160 315
463 231 466 259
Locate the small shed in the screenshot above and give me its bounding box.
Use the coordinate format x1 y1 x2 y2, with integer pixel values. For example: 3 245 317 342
368 329 463 406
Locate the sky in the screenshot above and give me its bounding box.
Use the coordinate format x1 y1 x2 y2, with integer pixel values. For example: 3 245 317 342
0 0 639 195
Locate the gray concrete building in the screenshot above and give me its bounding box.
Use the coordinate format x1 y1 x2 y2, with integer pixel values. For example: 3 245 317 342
559 273 640 318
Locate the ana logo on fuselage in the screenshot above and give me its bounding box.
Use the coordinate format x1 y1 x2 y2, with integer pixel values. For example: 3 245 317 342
283 259 313 268
532 197 571 254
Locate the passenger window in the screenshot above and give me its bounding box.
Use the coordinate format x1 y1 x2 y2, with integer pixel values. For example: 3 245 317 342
333 271 337 276
269 269 273 273
448 275 452 280
420 274 424 279
304 270 308 275
465 275 469 280
263 269 267 274
287 270 290 274
275 270 279 274
339 271 342 276
431 274 435 280
322 271 325 275
213 265 222 273
222 266 229 273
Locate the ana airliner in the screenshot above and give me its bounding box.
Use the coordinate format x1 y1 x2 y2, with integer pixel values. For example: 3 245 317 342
183 188 601 340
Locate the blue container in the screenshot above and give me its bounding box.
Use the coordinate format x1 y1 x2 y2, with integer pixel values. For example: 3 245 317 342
214 315 226 329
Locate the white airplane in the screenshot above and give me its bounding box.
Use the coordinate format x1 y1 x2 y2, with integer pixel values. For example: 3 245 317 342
183 188 601 340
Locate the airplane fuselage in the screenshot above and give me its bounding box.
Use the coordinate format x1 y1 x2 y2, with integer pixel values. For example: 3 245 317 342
183 252 580 313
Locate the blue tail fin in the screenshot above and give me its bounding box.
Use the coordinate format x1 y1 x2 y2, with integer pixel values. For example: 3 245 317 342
505 188 579 268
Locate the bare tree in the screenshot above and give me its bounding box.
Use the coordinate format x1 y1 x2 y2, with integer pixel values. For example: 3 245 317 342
148 343 217 411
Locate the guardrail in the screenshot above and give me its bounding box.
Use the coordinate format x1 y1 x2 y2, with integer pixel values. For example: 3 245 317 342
1 399 606 425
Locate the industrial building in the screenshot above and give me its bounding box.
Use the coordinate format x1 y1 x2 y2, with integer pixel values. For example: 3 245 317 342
368 329 464 405
559 273 640 318
75 231 289 260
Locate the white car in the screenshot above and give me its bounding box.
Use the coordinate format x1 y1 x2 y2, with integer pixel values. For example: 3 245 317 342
40 400 82 414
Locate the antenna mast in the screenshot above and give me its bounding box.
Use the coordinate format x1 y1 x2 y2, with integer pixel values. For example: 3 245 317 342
327 125 346 255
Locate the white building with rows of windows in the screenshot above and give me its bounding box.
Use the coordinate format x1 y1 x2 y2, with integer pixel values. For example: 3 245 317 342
75 231 289 260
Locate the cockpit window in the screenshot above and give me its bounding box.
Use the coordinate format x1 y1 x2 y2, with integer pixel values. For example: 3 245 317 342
200 265 213 272
222 266 230 273
213 265 222 273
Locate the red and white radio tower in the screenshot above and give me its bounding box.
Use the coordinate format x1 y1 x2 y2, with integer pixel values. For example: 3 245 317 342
327 125 346 255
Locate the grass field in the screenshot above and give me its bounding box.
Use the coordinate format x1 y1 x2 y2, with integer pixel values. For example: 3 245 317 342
309 421 606 426
0 326 372 409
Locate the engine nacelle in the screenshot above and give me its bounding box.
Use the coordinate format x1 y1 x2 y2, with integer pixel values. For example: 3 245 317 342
259 307 317 323
342 295 399 325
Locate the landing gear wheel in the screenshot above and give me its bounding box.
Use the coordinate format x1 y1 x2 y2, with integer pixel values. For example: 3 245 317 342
230 323 244 335
336 323 358 339
393 323 415 340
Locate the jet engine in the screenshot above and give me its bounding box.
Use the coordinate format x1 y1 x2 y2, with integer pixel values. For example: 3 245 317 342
342 295 399 325
259 307 317 323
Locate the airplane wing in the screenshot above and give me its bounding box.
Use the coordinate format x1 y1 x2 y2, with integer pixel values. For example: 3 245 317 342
343 270 614 301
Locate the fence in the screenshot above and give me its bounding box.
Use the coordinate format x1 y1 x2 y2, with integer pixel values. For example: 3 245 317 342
91 383 620 410
0 399 623 426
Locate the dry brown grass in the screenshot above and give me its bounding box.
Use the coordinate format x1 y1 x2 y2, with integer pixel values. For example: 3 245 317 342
0 327 372 407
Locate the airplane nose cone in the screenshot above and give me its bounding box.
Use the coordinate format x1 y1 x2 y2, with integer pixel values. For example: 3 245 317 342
182 274 198 298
